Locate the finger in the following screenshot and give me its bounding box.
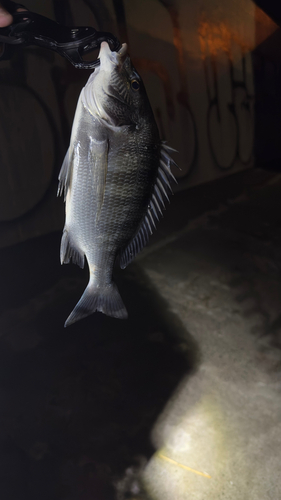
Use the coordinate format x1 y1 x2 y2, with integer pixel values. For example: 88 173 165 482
0 5 13 27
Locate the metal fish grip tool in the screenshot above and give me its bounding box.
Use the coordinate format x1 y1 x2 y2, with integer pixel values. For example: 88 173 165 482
0 10 121 68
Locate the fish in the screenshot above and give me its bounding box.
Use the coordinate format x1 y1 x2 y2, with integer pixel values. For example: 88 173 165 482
58 41 178 327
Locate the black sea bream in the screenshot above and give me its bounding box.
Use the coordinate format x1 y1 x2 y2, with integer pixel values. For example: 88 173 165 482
58 42 177 327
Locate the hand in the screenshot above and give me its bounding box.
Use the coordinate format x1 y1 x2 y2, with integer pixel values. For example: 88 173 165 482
0 2 27 27
0 3 13 27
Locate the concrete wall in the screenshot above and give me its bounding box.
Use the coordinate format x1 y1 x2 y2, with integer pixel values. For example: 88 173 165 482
0 0 278 247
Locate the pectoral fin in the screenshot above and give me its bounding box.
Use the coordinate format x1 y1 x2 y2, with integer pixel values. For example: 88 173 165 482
89 137 109 223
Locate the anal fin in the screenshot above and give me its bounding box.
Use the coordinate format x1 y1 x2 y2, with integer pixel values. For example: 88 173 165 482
60 230 84 268
58 148 74 200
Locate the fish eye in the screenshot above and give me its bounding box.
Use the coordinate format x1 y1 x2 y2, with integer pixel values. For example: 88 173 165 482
131 79 140 91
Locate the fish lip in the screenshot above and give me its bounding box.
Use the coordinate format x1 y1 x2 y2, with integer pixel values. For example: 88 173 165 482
117 43 128 57
98 42 128 68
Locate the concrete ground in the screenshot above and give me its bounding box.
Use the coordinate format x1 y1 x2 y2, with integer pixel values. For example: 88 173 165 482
0 168 281 499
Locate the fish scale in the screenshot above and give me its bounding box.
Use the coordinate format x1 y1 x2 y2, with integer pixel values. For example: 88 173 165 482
58 42 178 326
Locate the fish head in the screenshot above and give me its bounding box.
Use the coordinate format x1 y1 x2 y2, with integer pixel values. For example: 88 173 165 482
83 42 153 127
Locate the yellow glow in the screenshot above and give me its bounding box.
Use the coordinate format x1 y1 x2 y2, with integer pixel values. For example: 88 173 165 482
157 451 212 478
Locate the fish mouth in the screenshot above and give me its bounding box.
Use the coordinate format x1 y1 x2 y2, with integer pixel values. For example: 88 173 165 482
98 42 128 70
83 41 130 126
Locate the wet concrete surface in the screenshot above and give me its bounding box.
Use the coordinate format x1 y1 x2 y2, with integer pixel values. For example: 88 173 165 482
1 169 281 499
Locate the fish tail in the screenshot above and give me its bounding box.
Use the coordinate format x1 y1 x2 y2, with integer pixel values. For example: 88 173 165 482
64 281 128 327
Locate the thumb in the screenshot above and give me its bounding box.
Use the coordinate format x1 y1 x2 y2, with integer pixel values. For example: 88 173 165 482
0 5 13 27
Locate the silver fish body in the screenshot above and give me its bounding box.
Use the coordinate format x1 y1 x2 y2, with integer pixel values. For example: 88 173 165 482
58 42 177 327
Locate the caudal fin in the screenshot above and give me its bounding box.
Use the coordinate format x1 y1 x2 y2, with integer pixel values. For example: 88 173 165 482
64 281 128 327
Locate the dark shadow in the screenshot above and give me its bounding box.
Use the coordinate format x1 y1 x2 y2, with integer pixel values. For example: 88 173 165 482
252 27 281 174
253 0 281 27
0 231 200 500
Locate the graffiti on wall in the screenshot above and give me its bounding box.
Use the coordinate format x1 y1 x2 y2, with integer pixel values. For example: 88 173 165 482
0 0 277 245
107 0 257 181
198 17 255 170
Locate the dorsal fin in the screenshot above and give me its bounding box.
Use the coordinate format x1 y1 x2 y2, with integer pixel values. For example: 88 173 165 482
119 143 178 269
